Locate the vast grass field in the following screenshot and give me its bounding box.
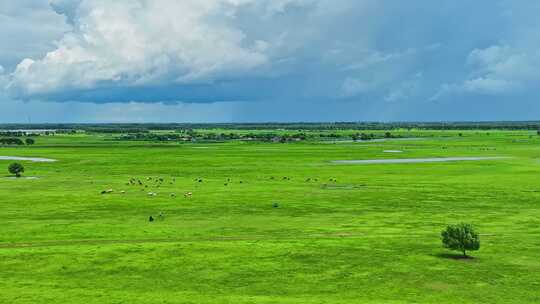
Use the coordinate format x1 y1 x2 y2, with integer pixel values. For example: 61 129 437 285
1 130 540 303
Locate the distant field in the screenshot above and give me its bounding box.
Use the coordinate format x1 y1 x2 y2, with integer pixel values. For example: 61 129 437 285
1 130 539 303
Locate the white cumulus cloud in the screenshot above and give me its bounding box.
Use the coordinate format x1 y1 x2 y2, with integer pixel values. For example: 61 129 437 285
433 45 540 99
8 0 304 97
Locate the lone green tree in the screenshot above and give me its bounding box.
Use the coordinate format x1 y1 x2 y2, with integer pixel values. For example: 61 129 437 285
8 163 24 178
25 138 35 145
441 223 480 257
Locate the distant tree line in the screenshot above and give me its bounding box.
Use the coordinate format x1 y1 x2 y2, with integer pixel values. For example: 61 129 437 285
117 131 309 143
350 132 401 141
4 121 540 132
0 138 36 145
114 130 417 143
0 131 27 137
0 131 55 136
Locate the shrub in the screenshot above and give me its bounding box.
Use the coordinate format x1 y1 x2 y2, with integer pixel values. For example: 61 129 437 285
8 163 25 178
441 223 480 257
0 138 24 145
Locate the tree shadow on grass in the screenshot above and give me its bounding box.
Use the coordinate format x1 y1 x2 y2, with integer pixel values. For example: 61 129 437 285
434 252 477 261
3 176 40 180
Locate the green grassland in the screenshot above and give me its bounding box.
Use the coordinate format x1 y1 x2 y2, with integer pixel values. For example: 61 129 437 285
1 130 540 303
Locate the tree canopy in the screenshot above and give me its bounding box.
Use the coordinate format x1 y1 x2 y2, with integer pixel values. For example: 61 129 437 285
8 163 25 178
441 223 480 257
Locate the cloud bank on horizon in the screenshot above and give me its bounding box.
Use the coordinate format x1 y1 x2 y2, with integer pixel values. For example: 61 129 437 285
1 0 540 121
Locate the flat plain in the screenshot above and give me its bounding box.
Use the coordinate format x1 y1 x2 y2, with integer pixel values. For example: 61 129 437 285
1 130 539 303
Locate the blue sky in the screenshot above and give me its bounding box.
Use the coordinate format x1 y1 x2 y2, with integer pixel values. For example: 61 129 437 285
1 0 540 123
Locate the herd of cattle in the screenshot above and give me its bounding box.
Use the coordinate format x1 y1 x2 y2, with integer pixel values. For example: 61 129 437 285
100 176 193 198
100 175 338 199
99 175 340 222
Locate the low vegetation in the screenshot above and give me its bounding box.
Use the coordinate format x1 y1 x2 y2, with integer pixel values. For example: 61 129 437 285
0 138 36 146
8 162 24 177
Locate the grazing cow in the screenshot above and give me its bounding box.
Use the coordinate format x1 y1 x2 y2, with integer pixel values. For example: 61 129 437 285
170 193 176 198
148 192 157 197
101 189 114 194
149 216 154 222
120 191 126 194
184 192 193 198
